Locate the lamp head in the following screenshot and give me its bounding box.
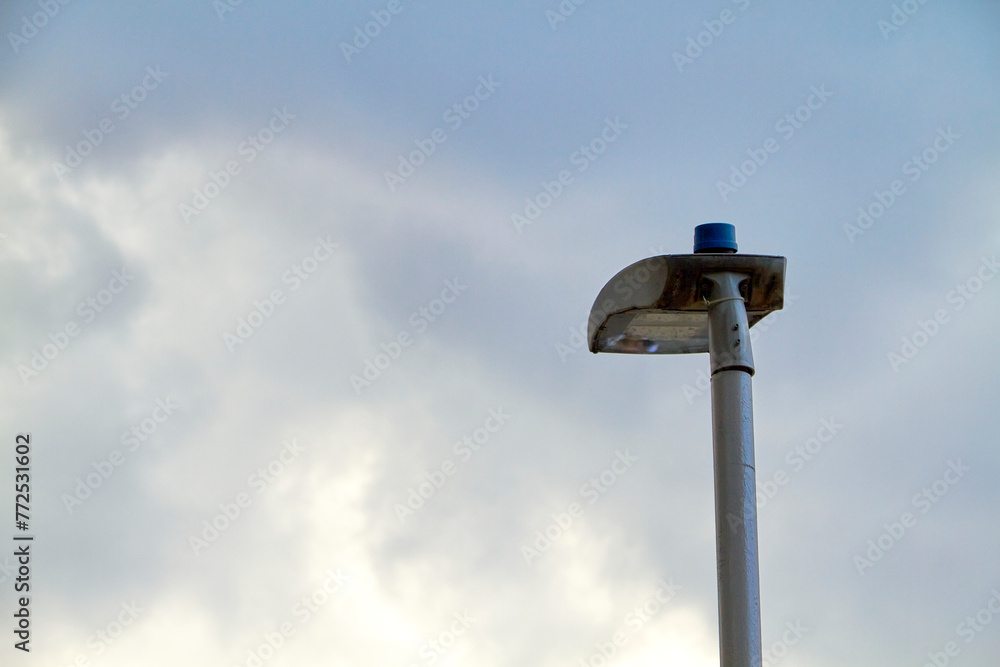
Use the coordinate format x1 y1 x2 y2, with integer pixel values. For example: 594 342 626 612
587 225 785 354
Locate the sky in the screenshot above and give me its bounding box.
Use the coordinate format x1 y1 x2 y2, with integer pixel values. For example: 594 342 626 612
1 1 999 666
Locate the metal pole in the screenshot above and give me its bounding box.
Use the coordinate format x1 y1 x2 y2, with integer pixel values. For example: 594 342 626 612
705 271 762 667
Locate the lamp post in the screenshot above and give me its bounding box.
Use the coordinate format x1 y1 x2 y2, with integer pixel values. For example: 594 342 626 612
587 223 786 667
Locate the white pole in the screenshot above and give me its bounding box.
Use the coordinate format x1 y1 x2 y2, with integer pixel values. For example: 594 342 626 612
705 270 762 667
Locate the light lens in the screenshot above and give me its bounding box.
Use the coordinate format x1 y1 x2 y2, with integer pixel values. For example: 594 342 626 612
595 311 709 354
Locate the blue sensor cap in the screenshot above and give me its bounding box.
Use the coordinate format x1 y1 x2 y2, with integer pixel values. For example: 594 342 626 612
693 223 738 253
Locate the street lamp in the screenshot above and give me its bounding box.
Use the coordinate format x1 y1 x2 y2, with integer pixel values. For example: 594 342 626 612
588 223 786 667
